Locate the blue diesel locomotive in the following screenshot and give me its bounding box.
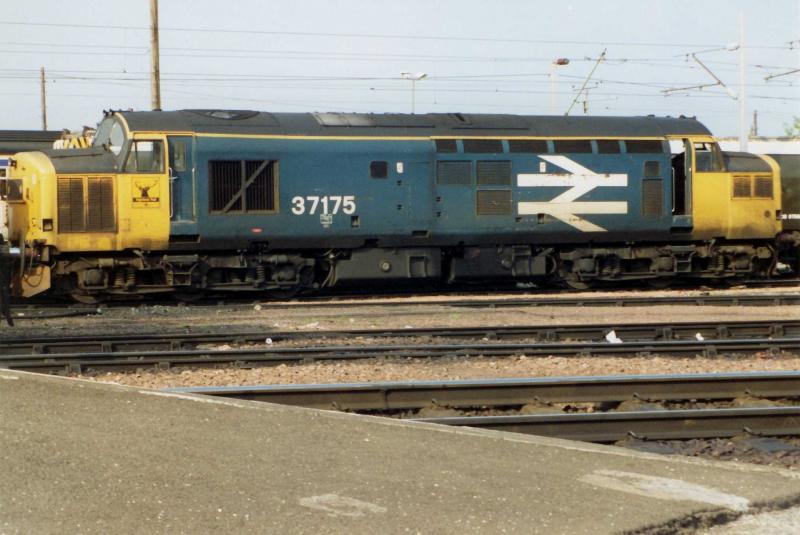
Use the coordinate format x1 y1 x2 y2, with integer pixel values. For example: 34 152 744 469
1 109 798 303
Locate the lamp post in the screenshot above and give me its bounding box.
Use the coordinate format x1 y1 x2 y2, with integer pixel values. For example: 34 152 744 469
401 72 427 114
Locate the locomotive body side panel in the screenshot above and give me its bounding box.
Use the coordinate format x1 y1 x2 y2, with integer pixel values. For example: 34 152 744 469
185 136 434 250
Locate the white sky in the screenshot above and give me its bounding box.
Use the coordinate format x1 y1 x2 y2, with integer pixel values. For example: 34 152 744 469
1 0 798 136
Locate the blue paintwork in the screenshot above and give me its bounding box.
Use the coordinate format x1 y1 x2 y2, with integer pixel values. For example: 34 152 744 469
169 135 675 248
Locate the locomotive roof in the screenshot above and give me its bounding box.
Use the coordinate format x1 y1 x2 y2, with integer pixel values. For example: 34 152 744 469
117 110 713 138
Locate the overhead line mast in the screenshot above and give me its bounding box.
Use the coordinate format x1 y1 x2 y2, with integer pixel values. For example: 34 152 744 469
150 0 161 110
39 66 47 130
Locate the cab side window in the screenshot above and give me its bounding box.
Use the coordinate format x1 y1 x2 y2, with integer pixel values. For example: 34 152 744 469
693 142 724 173
125 140 165 173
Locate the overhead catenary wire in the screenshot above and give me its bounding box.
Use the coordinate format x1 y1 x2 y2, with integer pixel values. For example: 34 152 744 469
0 20 793 49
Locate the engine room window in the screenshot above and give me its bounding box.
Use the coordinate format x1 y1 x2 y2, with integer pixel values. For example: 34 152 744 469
596 140 621 154
125 140 165 173
370 161 388 179
209 160 277 214
463 139 503 153
508 140 548 153
435 139 457 153
625 140 664 154
552 140 592 153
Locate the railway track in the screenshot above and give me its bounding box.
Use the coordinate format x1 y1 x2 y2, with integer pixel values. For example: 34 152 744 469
171 372 800 443
419 407 800 443
6 290 800 320
169 372 800 410
3 318 799 355
2 335 798 374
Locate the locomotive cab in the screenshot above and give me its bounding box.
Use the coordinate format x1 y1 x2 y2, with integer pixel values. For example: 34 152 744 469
6 113 171 299
667 135 781 242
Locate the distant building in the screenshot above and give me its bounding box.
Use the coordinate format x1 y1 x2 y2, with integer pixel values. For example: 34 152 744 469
717 137 800 154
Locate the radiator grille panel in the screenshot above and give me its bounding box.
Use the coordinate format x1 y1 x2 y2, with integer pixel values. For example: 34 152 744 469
476 189 512 215
58 178 85 232
733 175 751 198
244 161 275 211
86 178 115 231
209 161 242 212
754 176 773 198
58 177 115 233
476 161 511 185
437 161 472 185
641 179 663 217
209 160 276 213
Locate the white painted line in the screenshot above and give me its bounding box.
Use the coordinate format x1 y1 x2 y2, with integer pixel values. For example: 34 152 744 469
579 469 750 511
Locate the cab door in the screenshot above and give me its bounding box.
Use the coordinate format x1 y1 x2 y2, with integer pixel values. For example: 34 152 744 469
167 136 198 237
690 139 730 240
119 135 171 251
669 138 693 231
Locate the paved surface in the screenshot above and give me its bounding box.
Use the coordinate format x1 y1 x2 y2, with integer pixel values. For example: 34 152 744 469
1 370 800 534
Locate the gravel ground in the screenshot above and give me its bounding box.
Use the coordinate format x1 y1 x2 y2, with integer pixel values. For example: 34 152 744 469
647 436 800 470
82 353 800 389
3 285 799 338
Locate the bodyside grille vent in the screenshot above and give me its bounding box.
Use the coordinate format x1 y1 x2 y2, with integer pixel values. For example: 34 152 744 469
86 178 115 231
753 176 773 198
476 161 512 185
437 161 472 185
476 189 512 215
641 179 663 217
58 178 85 232
209 160 277 213
732 175 751 198
58 177 116 233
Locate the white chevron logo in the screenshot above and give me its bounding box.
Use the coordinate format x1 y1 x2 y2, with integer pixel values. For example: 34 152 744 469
517 155 628 232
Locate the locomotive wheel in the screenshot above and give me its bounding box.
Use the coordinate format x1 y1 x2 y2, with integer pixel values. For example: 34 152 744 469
268 285 302 300
69 289 101 304
559 275 591 290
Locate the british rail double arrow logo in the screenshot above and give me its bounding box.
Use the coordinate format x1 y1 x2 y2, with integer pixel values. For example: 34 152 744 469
517 155 628 232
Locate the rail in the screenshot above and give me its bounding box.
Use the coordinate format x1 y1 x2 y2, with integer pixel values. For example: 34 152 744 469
2 336 799 373
3 319 798 355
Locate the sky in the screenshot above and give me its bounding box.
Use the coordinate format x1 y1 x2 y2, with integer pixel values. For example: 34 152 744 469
0 0 798 137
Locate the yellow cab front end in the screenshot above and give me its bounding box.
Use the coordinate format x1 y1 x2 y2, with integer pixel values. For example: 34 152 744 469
3 112 172 298
682 135 781 241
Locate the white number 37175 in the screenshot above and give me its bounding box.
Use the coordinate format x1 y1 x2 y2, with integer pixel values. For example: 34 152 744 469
291 195 356 215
